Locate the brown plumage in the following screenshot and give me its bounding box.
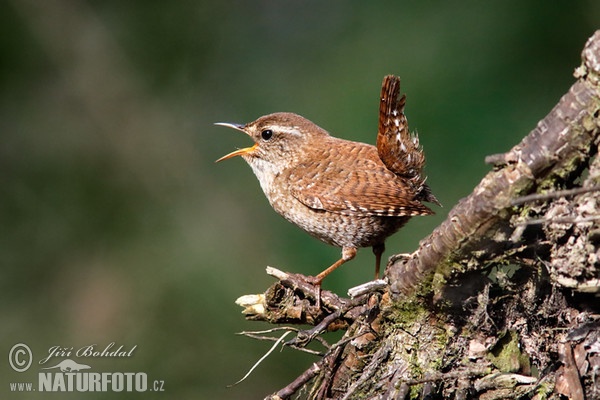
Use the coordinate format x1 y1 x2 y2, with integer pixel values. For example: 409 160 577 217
216 75 438 284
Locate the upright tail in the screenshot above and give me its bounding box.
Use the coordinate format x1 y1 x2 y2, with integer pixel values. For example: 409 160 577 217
377 75 441 206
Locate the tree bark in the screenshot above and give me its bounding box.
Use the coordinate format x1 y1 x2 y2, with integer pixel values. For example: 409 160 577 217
239 31 600 400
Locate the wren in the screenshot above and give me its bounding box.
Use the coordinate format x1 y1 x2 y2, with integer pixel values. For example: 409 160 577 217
216 75 439 285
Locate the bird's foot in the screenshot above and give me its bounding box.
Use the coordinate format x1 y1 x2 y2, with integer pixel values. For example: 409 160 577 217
303 275 323 309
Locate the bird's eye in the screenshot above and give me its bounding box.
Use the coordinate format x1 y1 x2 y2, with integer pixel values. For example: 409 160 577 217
261 129 273 141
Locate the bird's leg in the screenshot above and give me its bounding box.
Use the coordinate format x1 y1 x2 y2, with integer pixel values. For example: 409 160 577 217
306 247 357 309
314 247 357 284
372 243 385 279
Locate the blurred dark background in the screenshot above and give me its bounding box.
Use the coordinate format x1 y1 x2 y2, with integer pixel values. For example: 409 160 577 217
1 1 598 398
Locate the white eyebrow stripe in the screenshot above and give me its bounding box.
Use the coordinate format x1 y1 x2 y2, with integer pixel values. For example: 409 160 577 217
274 126 302 136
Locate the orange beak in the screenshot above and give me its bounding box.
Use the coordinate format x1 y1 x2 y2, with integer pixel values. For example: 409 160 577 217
214 122 258 162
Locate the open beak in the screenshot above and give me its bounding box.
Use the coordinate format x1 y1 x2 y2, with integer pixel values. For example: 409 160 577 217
214 122 257 162
215 143 258 162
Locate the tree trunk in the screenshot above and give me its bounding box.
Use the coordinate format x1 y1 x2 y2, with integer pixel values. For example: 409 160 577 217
238 31 600 400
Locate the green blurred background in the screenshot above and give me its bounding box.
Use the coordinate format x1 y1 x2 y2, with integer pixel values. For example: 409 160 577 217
1 1 597 398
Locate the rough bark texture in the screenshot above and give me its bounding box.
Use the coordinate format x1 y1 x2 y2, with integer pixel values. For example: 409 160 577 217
238 31 600 400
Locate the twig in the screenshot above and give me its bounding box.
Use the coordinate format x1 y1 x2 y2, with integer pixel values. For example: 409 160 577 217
238 328 326 356
347 279 387 298
510 185 600 206
285 289 374 348
484 152 512 166
238 327 296 336
286 310 343 348
266 266 290 280
519 215 600 226
229 331 294 388
266 346 343 400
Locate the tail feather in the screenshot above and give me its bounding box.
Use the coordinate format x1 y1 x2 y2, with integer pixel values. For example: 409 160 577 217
377 75 439 206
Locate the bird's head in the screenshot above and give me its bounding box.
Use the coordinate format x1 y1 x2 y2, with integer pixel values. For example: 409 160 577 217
215 112 329 169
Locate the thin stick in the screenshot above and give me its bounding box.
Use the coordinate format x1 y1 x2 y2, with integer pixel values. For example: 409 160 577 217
519 215 600 226
238 327 329 355
510 185 600 206
228 330 294 388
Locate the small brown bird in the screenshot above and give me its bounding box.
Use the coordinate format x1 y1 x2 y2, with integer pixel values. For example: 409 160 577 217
216 75 439 285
